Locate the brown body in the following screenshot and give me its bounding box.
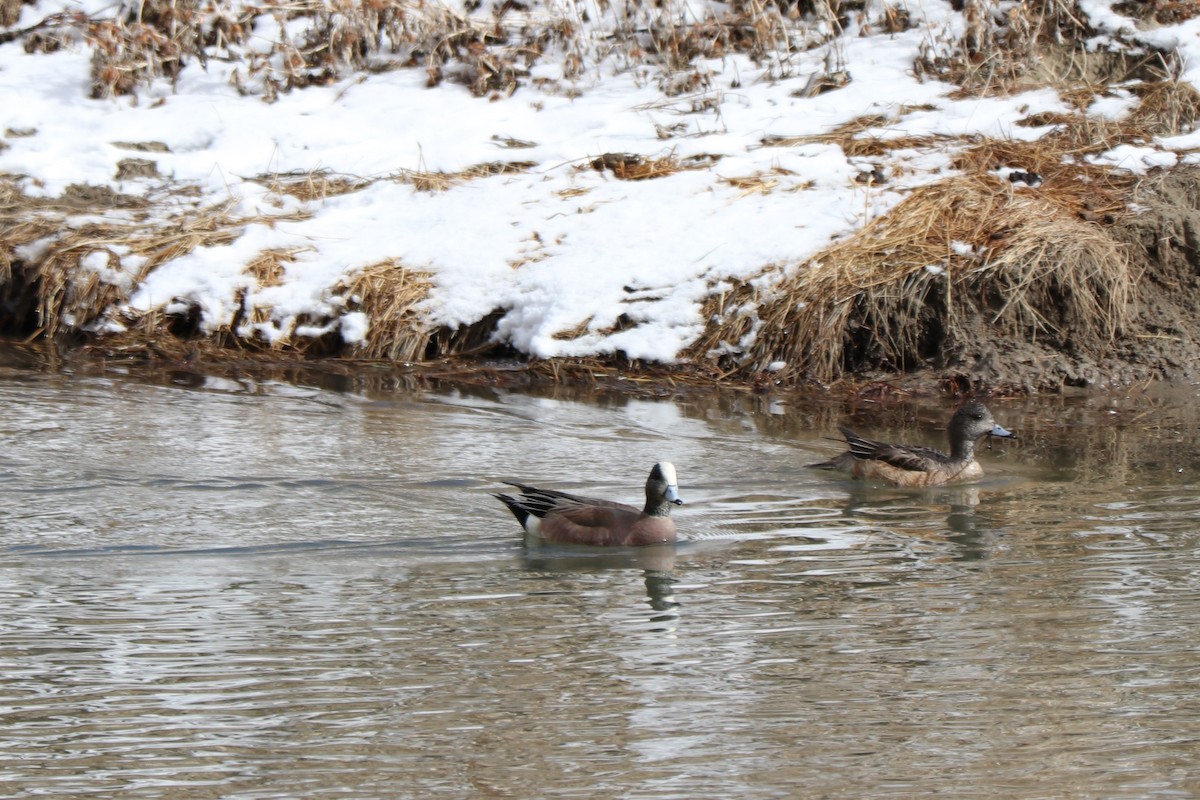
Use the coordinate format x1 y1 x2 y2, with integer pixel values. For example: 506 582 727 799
493 463 683 547
818 446 984 487
809 402 1016 487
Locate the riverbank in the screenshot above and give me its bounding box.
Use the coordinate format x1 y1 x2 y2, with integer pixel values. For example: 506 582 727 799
12 166 1200 397
3 0 1200 394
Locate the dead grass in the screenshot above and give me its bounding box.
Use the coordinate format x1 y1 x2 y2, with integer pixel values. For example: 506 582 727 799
588 153 682 181
394 161 536 192
952 138 1133 220
1125 78 1200 137
0 0 26 27
244 248 307 288
0 179 151 337
0 175 309 344
12 0 916 104
761 114 958 157
687 161 1136 383
914 0 1169 99
586 152 720 181
335 259 433 362
7 0 1194 142
86 0 232 98
721 173 781 196
5 1 1200 391
250 169 377 202
0 158 518 361
244 162 536 200
0 0 1189 127
1113 0 1200 25
552 316 594 341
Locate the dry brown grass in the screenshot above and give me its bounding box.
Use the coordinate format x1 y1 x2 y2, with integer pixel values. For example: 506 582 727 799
250 169 376 202
334 259 433 362
244 248 306 288
687 159 1136 383
586 152 721 181
588 153 682 181
0 174 314 345
0 0 26 27
85 0 236 98
0 180 153 338
4 0 1189 151
551 316 594 341
952 138 1133 219
721 173 781 196
394 161 536 192
0 156 521 361
0 0 1185 126
245 162 536 201
913 0 1167 99
1113 0 1200 25
11 0 924 103
761 114 957 158
6 0 1200 390
1125 78 1200 137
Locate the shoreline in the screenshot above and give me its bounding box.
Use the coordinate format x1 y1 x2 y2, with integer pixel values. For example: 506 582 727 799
9 165 1200 398
4 0 1200 394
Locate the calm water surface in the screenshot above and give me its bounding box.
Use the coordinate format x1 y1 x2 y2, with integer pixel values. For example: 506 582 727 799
2 353 1200 798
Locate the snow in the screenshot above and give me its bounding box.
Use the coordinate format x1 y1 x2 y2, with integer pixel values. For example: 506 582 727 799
2 0 1200 362
1088 145 1179 175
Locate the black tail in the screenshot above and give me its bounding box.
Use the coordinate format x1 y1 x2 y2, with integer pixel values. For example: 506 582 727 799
808 428 857 469
493 493 531 527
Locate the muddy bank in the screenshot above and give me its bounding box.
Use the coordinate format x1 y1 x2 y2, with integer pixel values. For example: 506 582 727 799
915 168 1200 395
5 168 1200 398
4 0 1200 397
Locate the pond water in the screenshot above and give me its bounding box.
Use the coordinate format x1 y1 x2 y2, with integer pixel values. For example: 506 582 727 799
2 347 1200 799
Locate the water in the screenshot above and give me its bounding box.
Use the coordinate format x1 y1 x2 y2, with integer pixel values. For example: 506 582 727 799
3 349 1200 798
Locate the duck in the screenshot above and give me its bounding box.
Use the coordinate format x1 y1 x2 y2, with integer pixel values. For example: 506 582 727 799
808 401 1016 487
493 462 683 546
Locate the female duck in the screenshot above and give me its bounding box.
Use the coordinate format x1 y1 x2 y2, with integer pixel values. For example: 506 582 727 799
494 462 683 546
809 401 1016 487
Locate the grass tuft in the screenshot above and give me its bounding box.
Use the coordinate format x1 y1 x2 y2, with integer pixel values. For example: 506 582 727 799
687 165 1135 383
335 259 433 362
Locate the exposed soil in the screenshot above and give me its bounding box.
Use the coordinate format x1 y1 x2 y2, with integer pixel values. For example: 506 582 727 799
889 169 1200 396
5 0 1200 399
8 169 1200 399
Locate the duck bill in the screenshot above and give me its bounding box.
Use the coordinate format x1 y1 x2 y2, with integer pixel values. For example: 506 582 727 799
990 424 1016 439
665 485 683 505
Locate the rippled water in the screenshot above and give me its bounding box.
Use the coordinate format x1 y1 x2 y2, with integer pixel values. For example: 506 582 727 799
3 349 1200 798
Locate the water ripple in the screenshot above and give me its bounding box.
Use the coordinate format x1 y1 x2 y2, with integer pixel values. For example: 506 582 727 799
2 370 1200 798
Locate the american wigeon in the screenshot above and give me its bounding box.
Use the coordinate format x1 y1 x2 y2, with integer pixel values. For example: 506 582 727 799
809 401 1016 487
494 462 683 546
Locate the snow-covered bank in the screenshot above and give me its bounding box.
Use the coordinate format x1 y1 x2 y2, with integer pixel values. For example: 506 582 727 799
2 0 1199 389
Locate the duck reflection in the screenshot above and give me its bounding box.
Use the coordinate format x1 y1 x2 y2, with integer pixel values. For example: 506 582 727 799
835 482 998 562
520 542 679 614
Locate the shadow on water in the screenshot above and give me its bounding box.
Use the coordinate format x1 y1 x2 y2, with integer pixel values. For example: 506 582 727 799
818 481 1015 562
520 542 687 614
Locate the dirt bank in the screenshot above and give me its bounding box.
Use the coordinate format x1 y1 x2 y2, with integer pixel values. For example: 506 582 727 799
905 168 1200 395
6 168 1200 398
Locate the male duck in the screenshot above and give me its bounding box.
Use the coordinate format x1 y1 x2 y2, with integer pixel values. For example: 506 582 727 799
809 401 1016 487
494 462 683 546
